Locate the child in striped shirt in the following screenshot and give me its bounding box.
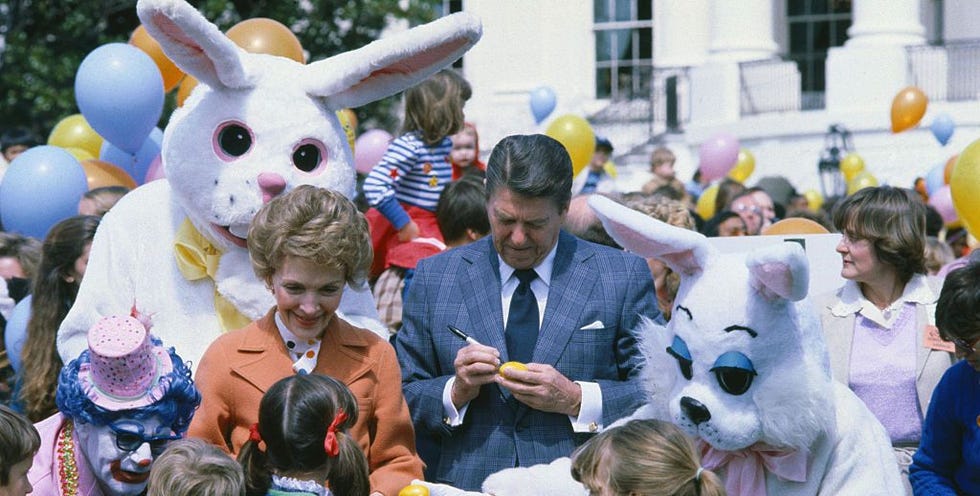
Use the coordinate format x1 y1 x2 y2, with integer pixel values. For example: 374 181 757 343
363 69 471 279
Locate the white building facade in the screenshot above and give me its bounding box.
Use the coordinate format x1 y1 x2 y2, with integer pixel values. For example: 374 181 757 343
452 0 980 197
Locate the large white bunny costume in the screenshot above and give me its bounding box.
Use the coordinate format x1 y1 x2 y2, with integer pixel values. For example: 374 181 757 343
57 0 481 369
422 195 902 496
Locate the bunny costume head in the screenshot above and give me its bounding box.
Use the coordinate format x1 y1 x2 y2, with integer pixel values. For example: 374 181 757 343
56 0 481 370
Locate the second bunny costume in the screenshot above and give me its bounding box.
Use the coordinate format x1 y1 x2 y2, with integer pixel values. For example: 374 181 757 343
56 0 482 369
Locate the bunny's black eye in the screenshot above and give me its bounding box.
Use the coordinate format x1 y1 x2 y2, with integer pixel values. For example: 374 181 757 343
711 352 757 396
292 139 328 175
214 122 253 160
293 144 321 172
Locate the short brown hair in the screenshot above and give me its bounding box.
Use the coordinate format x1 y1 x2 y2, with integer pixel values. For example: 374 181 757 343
831 186 926 283
248 185 372 287
0 405 39 487
402 69 471 145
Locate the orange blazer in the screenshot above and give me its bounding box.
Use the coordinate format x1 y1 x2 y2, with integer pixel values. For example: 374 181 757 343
188 308 423 496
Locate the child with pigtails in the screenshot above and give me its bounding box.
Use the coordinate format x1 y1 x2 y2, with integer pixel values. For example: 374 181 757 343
237 374 370 496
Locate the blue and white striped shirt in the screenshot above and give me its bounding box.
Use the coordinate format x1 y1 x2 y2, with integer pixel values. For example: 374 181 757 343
363 131 452 228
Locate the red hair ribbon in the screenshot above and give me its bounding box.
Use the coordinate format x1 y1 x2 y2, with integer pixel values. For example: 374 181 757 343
323 410 349 457
248 423 262 443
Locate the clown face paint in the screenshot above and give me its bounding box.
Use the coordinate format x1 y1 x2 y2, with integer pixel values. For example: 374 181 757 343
74 415 177 495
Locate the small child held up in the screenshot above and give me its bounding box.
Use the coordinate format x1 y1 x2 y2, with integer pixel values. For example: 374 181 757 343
238 374 369 496
449 122 485 180
0 404 40 496
363 69 472 279
571 419 725 496
147 438 244 496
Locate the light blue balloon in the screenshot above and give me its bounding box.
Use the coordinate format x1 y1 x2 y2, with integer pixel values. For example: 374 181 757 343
929 113 955 146
4 295 32 374
75 43 164 154
529 86 557 124
925 162 946 196
0 146 88 240
99 135 161 185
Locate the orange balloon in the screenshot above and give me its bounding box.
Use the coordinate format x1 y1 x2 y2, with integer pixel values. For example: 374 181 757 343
890 86 928 133
80 159 138 190
130 25 185 93
226 18 304 63
944 154 959 184
176 75 199 107
761 218 830 236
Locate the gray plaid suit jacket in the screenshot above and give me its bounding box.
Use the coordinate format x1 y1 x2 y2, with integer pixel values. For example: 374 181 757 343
395 231 661 490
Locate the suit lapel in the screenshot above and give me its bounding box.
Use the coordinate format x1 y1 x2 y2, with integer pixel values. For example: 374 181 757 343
534 232 595 366
460 239 507 358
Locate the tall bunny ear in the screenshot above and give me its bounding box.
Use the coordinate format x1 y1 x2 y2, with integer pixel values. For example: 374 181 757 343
745 242 810 301
588 195 710 276
305 12 482 109
137 0 251 90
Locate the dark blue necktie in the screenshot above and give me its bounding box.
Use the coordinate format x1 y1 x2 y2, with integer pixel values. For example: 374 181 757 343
505 269 539 364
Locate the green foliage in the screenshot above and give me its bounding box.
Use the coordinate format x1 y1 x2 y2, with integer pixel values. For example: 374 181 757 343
0 0 440 140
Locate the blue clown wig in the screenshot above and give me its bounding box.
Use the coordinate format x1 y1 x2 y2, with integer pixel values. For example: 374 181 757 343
55 337 200 432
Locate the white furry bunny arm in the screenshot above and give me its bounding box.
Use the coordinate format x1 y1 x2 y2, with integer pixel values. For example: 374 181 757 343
408 481 487 496
814 383 905 495
481 458 589 496
57 199 142 362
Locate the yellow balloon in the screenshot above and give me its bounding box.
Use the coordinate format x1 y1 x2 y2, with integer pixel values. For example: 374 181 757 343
545 115 595 176
336 109 357 154
176 75 199 107
847 171 878 196
727 149 755 182
950 138 980 237
603 160 618 178
696 183 719 220
47 114 104 158
63 147 95 162
839 153 865 182
803 188 823 213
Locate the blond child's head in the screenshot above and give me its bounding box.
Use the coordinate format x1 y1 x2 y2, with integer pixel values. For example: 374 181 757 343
146 438 244 496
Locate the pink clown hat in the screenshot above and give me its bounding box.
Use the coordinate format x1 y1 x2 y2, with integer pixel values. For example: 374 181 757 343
77 314 174 411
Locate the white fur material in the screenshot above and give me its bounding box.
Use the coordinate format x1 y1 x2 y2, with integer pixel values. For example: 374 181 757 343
480 196 903 495
56 0 482 369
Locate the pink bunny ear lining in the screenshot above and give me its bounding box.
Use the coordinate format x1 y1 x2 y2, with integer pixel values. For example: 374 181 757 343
149 12 211 67
372 39 473 77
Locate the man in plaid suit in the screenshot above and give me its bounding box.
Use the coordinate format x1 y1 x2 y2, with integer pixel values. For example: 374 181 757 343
395 134 661 491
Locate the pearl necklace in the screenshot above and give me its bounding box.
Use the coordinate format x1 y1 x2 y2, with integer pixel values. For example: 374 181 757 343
56 419 79 496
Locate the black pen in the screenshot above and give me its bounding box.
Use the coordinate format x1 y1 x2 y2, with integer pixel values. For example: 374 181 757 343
448 325 481 345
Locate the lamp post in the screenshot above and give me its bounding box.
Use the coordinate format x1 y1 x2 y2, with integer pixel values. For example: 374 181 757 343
818 124 852 199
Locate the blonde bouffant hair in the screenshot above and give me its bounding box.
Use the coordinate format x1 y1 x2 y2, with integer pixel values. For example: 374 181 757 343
571 419 725 496
248 185 372 288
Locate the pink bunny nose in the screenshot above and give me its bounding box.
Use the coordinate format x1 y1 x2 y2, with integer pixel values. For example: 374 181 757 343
258 173 286 203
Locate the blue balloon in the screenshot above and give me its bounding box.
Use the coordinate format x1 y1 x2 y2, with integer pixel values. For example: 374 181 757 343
529 86 557 124
3 295 32 374
929 113 955 146
0 146 88 239
75 43 164 154
99 135 161 185
925 162 946 196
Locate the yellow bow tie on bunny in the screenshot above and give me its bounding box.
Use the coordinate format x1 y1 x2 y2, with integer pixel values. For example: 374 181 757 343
174 218 252 332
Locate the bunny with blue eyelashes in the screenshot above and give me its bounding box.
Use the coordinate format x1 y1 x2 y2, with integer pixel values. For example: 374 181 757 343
55 0 482 371
473 196 906 496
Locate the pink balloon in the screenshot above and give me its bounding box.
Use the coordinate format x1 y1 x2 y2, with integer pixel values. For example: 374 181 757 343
928 185 958 224
699 132 740 182
353 129 394 175
143 155 165 183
